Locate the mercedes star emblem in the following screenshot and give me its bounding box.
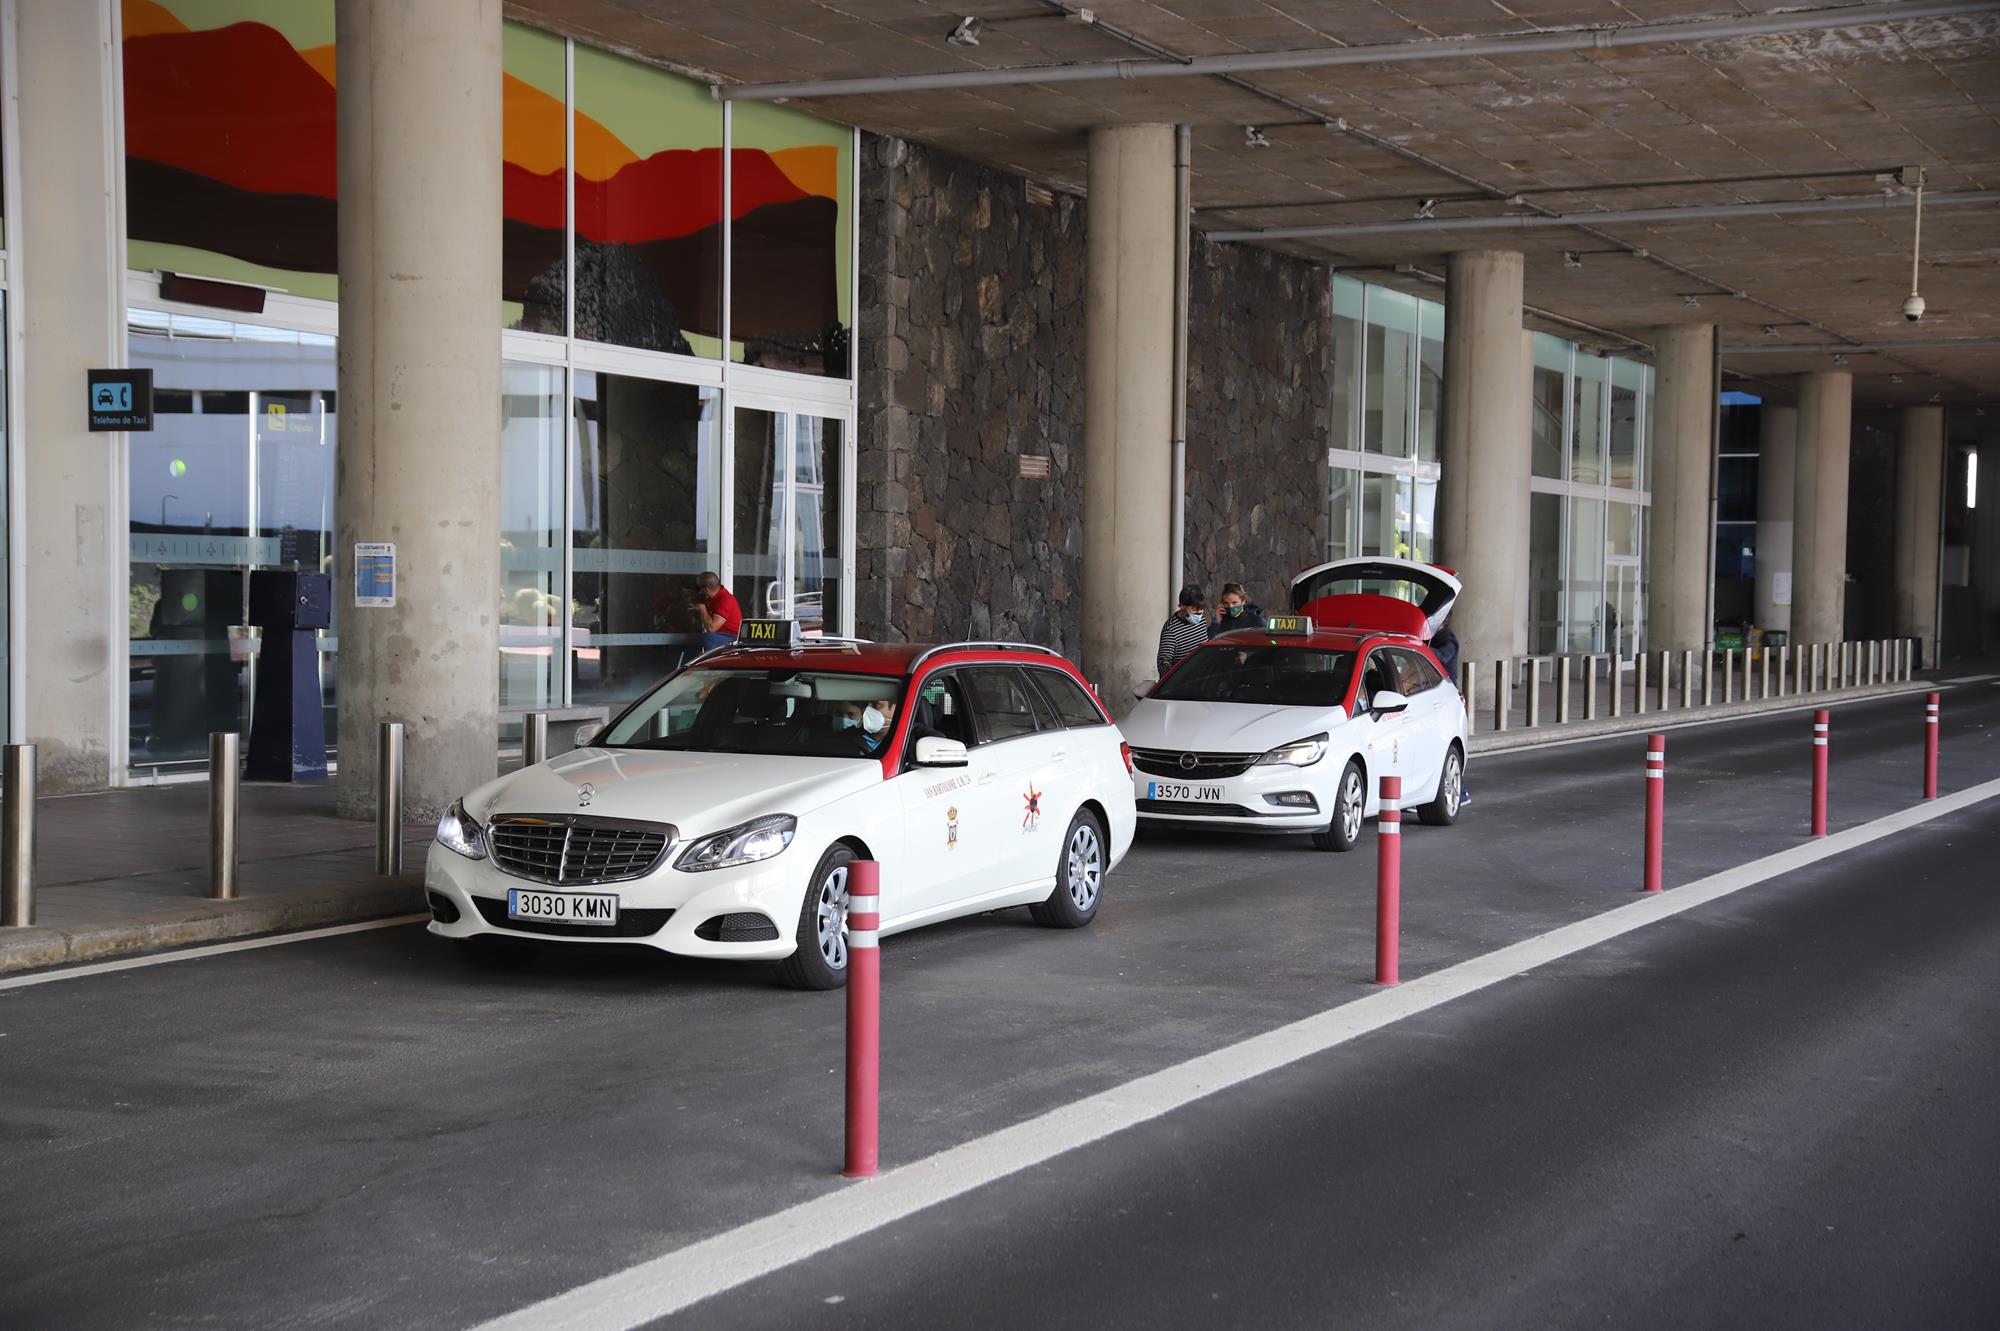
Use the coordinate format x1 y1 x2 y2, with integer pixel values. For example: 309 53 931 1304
577 783 595 808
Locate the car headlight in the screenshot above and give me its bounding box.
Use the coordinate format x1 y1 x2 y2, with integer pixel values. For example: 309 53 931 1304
674 814 797 873
1256 733 1328 767
435 799 488 860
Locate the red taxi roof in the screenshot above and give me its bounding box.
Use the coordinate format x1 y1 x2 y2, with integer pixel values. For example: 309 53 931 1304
701 641 1077 674
1207 625 1415 652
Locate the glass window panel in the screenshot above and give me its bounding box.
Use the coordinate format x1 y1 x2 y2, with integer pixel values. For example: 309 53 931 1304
1610 359 1644 489
1570 354 1606 485
503 22 568 333
1410 475 1437 563
573 46 723 356
1328 466 1357 560
1361 472 1409 558
1528 492 1563 655
1607 500 1638 559
731 102 853 377
733 407 785 624
571 374 719 707
1416 300 1443 463
1643 371 1656 494
1329 277 1363 453
1567 497 1605 651
1531 334 1569 480
1363 288 1415 457
499 363 565 717
122 3 339 301
1718 455 1758 523
791 415 844 635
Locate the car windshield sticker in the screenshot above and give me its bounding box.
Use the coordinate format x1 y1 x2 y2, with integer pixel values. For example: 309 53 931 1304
947 805 959 849
1022 784 1043 829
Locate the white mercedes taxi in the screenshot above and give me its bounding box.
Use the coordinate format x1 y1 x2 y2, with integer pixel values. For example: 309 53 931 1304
1121 558 1468 850
425 624 1137 988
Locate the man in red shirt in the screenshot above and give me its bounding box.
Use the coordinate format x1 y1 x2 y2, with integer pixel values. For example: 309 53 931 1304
695 570 743 651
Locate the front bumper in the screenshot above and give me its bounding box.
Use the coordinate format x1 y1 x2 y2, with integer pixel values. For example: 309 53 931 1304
1131 764 1328 833
423 841 803 960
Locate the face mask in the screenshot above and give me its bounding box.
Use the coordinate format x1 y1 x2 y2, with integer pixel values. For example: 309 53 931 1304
1224 604 1244 617
861 706 888 735
1183 611 1203 624
835 715 859 732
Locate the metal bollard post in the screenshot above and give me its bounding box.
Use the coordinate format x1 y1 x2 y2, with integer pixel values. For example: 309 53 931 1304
1585 656 1600 721
1681 649 1697 710
1923 692 1940 800
1462 661 1478 736
524 711 549 768
1611 655 1624 719
1808 642 1822 692
844 858 882 1177
1722 649 1735 705
377 722 405 876
1701 651 1715 707
1525 663 1542 728
2 744 36 927
1643 733 1665 893
1375 775 1402 986
1493 659 1510 733
1555 657 1571 725
1635 651 1648 716
1763 647 1774 700
209 732 240 901
1811 709 1830 837
1659 649 1674 711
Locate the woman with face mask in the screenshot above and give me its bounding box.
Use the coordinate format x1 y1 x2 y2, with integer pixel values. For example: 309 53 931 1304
1156 584 1210 677
1208 582 1267 638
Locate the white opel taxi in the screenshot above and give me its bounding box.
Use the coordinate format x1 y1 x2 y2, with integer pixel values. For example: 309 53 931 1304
425 625 1137 988
1121 558 1468 850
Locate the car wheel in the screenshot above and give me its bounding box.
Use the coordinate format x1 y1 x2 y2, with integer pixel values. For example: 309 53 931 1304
1311 760 1366 852
1419 744 1464 827
454 936 539 970
775 843 855 991
1030 809 1105 929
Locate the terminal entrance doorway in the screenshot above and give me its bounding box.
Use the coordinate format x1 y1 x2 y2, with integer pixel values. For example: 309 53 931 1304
729 399 852 638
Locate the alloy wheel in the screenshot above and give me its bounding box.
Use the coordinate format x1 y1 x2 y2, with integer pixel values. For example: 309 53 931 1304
1066 823 1103 911
815 863 850 970
1340 771 1365 843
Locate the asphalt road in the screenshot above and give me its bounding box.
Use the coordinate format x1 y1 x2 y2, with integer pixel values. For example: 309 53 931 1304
0 677 1994 1329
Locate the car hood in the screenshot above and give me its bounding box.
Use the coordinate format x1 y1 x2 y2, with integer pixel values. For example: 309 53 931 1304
471 747 881 838
1120 699 1349 754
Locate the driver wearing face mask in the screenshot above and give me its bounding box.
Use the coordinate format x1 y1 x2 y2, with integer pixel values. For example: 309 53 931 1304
1156 584 1210 677
835 697 901 756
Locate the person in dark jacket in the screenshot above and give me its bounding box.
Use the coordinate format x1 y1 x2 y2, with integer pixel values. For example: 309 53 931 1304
1209 583 1267 637
1156 585 1209 676
1431 624 1460 683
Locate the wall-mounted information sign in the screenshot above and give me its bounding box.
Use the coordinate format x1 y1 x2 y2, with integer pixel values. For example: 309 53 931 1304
354 543 396 608
88 368 154 431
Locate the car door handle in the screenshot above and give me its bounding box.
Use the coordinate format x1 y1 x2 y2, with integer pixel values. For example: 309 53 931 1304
1051 750 1068 764
977 771 997 786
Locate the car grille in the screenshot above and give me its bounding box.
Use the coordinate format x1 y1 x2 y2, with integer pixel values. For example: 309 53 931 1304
470 896 675 939
1130 748 1260 780
693 912 782 943
487 816 675 886
1136 799 1259 817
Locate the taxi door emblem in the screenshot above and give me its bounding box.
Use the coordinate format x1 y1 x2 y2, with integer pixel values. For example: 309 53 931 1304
577 783 595 808
946 805 959 848
1022 784 1042 829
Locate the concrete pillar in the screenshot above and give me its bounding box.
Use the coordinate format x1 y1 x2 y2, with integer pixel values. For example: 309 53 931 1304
1082 124 1176 706
1646 325 1716 651
334 0 503 819
1753 405 1797 634
1791 372 1854 647
1893 406 1945 663
16 0 125 789
1436 251 1531 668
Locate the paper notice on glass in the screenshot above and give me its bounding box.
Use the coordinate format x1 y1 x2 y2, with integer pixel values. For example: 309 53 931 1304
355 543 396 608
1772 571 1792 607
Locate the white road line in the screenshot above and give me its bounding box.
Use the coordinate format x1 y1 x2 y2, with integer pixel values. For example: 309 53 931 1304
0 915 429 991
469 775 2000 1331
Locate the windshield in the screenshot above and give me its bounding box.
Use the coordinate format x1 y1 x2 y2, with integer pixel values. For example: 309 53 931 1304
601 668 906 759
1153 645 1356 708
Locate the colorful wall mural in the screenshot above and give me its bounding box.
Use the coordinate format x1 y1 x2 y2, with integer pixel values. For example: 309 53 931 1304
120 1 851 372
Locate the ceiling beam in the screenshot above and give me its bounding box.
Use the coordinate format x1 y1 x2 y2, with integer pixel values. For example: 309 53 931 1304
1205 190 2000 242
714 1 1997 102
1724 339 2000 356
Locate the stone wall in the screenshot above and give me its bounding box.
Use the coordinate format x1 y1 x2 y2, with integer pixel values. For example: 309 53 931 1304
856 136 1331 653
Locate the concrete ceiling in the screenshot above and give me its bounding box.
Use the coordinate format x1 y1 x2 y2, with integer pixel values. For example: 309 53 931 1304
510 0 2000 405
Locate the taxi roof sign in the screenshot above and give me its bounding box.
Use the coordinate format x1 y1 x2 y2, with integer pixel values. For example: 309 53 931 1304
1264 614 1312 636
738 618 802 647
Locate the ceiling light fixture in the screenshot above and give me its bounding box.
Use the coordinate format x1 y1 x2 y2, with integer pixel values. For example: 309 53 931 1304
1244 125 1272 149
1833 353 1849 366
1682 294 1700 308
946 15 981 46
1564 251 1583 269
1415 198 1438 219
1891 374 1904 384
1764 325 1780 337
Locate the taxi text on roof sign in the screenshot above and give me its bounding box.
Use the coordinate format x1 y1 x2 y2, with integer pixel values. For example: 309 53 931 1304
738 618 801 646
1264 614 1311 635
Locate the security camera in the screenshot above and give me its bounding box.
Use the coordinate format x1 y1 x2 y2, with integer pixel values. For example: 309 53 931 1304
1902 292 1926 322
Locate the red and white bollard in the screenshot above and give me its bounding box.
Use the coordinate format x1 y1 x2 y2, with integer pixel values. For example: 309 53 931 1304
1924 692 1940 801
843 859 881 1179
1811 710 1830 838
1375 775 1402 987
1643 733 1665 893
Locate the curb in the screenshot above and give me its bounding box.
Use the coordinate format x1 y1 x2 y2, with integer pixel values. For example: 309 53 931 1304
1469 678 1939 756
0 877 426 976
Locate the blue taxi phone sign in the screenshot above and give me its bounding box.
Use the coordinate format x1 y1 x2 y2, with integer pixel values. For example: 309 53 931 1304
88 369 154 431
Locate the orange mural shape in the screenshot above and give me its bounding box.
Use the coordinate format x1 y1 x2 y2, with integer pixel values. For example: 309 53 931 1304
122 0 188 39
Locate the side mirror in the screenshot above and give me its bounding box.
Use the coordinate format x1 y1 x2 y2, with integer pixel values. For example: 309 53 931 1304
574 725 599 748
913 736 969 768
1370 690 1410 717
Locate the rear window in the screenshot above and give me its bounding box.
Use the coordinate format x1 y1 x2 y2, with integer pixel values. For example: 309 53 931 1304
1029 669 1108 728
1153 645 1357 708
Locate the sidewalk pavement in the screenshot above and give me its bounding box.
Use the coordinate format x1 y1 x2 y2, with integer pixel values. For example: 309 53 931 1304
0 780 429 975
